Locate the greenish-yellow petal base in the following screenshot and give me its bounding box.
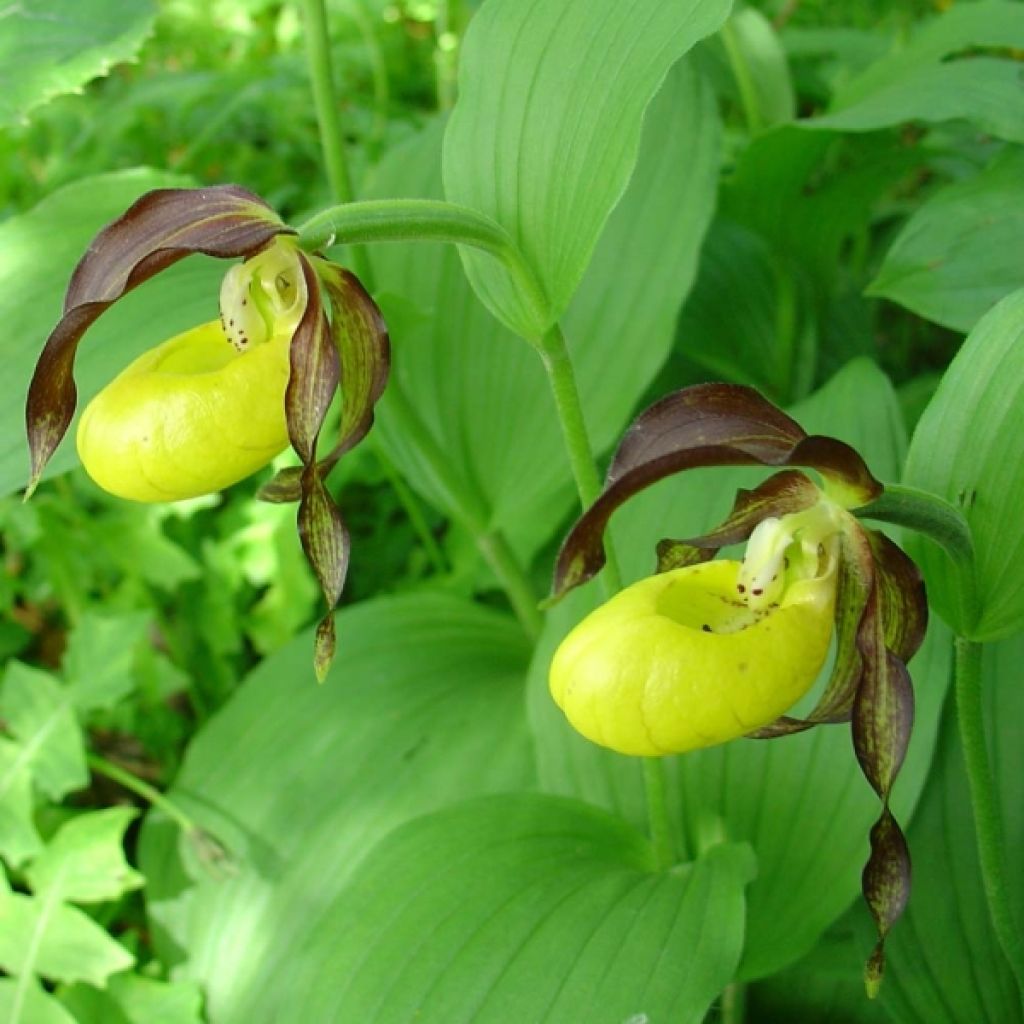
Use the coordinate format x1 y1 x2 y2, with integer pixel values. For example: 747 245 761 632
549 560 835 756
77 319 291 502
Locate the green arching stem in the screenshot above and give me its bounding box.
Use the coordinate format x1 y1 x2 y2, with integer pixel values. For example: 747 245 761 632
954 639 1024 1005
298 199 551 333
88 753 196 836
299 0 374 287
855 481 979 630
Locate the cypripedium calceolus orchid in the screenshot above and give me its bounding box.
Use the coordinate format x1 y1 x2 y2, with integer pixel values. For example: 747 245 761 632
25 186 390 680
547 383 927 996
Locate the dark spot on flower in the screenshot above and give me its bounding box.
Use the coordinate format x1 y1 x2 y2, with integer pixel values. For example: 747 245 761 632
738 662 748 672
752 588 763 597
702 624 712 633
737 584 746 594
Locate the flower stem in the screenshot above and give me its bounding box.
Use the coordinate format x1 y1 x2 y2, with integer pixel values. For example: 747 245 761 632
643 758 675 869
954 637 1024 1005
299 0 374 287
854 482 978 630
537 323 621 595
297 199 551 331
88 753 196 835
720 15 762 135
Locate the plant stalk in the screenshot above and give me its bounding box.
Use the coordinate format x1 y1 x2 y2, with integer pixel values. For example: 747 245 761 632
643 758 675 870
299 0 374 287
88 753 196 836
954 638 1024 1005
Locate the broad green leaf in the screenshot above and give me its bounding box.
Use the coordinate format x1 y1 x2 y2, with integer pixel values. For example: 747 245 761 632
903 288 1024 640
0 885 134 988
807 3 1024 142
371 60 719 560
0 168 228 499
878 636 1024 1024
60 974 205 1024
0 978 76 1024
63 611 151 711
869 148 1024 333
528 360 949 979
0 739 44 865
442 0 731 336
27 808 143 903
283 794 754 1024
0 662 86 801
0 0 157 126
140 594 536 1024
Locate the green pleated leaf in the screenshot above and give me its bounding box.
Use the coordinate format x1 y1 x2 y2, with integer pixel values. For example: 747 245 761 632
283 794 754 1024
903 287 1024 640
0 874 134 990
0 662 86 802
806 2 1024 142
369 59 718 561
0 168 230 498
0 978 77 1024
878 636 1024 1024
869 148 1024 333
0 0 156 127
528 360 950 981
442 0 730 337
719 8 796 132
139 594 536 1024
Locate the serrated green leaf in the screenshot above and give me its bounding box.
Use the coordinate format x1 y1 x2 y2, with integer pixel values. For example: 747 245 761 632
283 794 754 1024
0 885 134 988
0 977 77 1024
27 808 143 903
442 0 730 336
878 636 1024 1023
807 2 1024 142
904 287 1024 640
869 147 1024 333
0 662 86 801
371 60 719 561
139 594 536 1023
60 973 205 1024
0 0 157 127
0 168 226 500
63 611 150 711
0 739 44 866
529 360 949 980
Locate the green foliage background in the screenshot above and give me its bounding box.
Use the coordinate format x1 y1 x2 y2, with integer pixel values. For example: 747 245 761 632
2 0 1023 1022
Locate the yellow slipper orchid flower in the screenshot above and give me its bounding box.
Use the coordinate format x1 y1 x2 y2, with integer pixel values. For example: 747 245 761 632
550 556 836 757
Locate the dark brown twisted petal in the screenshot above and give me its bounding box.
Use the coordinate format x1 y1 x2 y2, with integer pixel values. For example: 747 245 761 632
753 522 876 737
25 185 291 494
286 255 347 681
852 586 916 995
259 260 390 504
550 383 883 599
655 470 820 574
866 528 929 663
